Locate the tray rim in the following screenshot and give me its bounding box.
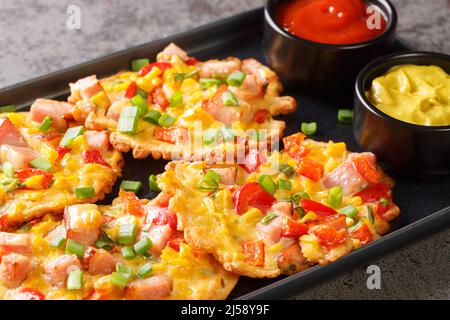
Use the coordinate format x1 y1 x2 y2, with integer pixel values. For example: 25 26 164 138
1 6 449 300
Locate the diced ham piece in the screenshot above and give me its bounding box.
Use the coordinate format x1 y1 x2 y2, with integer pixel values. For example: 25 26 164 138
0 145 37 170
0 253 33 288
198 57 241 78
0 232 31 255
230 74 263 100
208 167 237 185
83 247 116 276
277 243 308 275
0 117 28 147
125 275 172 300
144 225 174 255
202 85 241 125
69 75 103 102
322 153 376 196
158 43 188 61
44 224 66 243
30 99 73 131
64 204 104 247
44 254 81 286
242 58 276 87
4 288 45 300
255 202 293 244
84 130 110 154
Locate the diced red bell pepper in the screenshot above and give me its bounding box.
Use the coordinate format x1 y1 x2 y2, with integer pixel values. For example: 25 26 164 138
16 168 53 189
150 87 170 110
242 239 265 267
281 217 309 238
125 81 138 99
283 133 309 161
297 158 323 181
301 199 337 217
349 222 373 245
311 225 347 249
253 109 270 124
118 189 145 216
355 183 391 203
17 288 46 300
185 57 199 66
168 233 186 252
82 149 111 168
153 127 188 145
239 149 265 173
353 154 380 185
138 62 172 76
146 206 178 231
233 182 276 215
55 146 71 160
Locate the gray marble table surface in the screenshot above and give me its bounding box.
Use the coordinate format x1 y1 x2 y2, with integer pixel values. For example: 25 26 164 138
0 0 448 300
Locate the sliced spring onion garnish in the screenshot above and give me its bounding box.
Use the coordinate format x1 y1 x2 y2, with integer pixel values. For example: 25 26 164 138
143 110 161 125
149 174 161 192
65 239 85 258
348 220 362 232
121 246 136 260
338 109 354 124
137 263 153 278
118 224 138 245
170 92 183 107
95 236 113 251
133 237 153 256
221 91 239 106
67 270 83 290
118 106 139 134
30 157 53 172
131 58 149 72
0 105 16 113
226 71 246 87
301 122 317 136
380 198 390 206
74 186 95 200
199 78 222 89
197 170 222 190
291 191 310 204
260 212 278 225
174 69 199 81
130 94 148 117
328 186 343 208
158 114 176 127
279 163 296 178
50 236 66 248
116 263 134 279
278 179 292 191
39 116 53 132
120 180 142 194
338 205 358 218
258 175 277 195
367 205 374 224
110 271 130 288
2 162 14 178
60 126 86 147
203 129 219 146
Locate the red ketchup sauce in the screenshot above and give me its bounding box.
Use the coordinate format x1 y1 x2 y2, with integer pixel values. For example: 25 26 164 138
276 0 387 45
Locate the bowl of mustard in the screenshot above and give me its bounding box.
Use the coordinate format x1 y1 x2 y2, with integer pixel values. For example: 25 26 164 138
353 51 450 175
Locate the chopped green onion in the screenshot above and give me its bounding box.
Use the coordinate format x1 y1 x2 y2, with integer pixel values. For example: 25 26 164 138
143 110 161 125
137 263 153 278
295 206 306 217
74 186 95 200
131 58 149 72
116 263 134 279
198 170 221 191
338 205 359 218
226 71 246 87
301 122 317 136
149 174 161 192
348 220 362 232
380 198 390 206
170 92 183 107
338 109 353 124
133 237 153 256
110 272 130 288
121 246 136 260
2 162 14 178
120 180 142 194
203 129 218 145
67 269 83 290
279 163 296 178
60 126 86 147
118 224 138 245
50 236 66 248
130 94 148 117
118 106 139 134
30 157 53 172
258 175 277 195
174 69 199 81
137 88 148 99
199 78 222 89
278 179 292 191
158 114 176 127
328 186 343 208
367 205 374 224
291 191 310 204
260 212 278 225
0 105 16 113
95 236 113 251
39 116 53 132
213 73 228 82
221 91 239 106
65 239 85 258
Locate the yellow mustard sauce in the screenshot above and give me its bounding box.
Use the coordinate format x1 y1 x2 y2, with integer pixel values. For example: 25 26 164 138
366 65 450 126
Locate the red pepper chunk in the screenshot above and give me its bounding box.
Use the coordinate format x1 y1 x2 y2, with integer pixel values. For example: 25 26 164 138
119 189 145 216
153 127 189 145
254 109 270 124
356 183 391 203
150 87 170 110
239 149 265 173
146 206 178 230
283 133 309 160
297 158 323 181
185 57 199 66
125 81 138 99
242 240 265 267
353 154 380 185
17 288 45 300
82 150 111 168
168 233 186 252
311 225 347 249
233 182 276 215
139 62 171 76
349 222 373 245
55 146 71 160
301 199 337 217
281 217 309 238
16 168 53 189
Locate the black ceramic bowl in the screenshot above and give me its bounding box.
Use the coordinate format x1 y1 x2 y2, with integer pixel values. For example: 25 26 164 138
263 0 397 93
353 52 450 175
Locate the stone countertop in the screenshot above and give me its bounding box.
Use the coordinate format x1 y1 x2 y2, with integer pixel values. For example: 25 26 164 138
0 0 448 299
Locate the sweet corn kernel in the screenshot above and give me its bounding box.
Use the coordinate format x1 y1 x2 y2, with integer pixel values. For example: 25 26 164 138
90 91 111 109
41 144 59 163
70 136 88 153
23 175 45 190
7 113 25 127
240 208 264 225
32 236 50 255
119 72 136 80
181 78 200 94
300 211 318 223
326 142 347 158
101 81 113 92
113 81 130 92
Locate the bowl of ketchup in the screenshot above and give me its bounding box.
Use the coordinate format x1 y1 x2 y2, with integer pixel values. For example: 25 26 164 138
264 0 397 92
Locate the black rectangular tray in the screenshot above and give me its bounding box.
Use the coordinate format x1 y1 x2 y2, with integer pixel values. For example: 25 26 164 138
1 7 449 300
